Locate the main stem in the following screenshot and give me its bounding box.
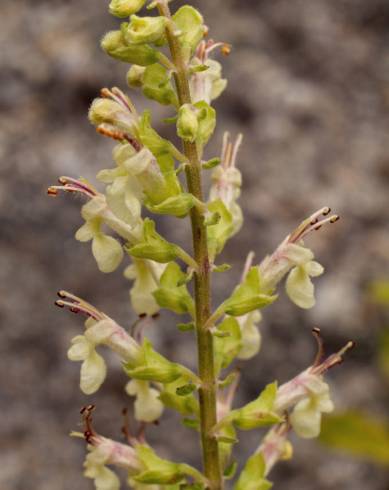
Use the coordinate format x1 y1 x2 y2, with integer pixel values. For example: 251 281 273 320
158 3 223 489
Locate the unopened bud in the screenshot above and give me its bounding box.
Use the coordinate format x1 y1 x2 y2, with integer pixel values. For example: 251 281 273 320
177 104 199 142
125 15 167 45
109 0 146 18
101 30 159 65
126 65 146 87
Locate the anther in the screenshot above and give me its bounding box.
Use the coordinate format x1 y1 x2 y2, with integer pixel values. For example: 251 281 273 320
330 215 340 223
55 300 64 308
221 43 231 56
57 290 67 298
47 187 58 196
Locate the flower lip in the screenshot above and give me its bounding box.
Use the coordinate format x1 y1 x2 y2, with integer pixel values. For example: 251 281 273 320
47 177 97 198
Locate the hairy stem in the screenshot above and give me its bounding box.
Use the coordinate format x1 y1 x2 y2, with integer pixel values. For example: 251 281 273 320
158 2 223 488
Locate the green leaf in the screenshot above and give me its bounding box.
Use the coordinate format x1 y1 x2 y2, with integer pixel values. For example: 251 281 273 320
214 317 242 374
230 382 282 430
101 29 159 65
320 411 389 465
159 376 199 416
213 263 232 273
224 461 238 480
153 262 194 314
177 321 195 332
202 157 221 169
176 383 197 396
234 453 273 490
224 267 277 316
126 218 179 263
142 63 178 106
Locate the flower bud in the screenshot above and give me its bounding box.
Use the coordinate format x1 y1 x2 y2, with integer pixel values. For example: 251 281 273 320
127 65 146 87
177 104 199 142
125 15 167 45
101 30 159 65
109 0 146 18
88 98 137 135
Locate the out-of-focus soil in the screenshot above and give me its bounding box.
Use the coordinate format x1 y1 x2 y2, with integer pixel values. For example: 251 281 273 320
1 0 389 488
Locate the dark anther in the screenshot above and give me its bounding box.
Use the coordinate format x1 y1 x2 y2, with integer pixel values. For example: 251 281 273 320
55 300 64 308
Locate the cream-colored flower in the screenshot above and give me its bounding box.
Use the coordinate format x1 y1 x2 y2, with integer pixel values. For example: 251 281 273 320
259 208 339 309
68 335 107 395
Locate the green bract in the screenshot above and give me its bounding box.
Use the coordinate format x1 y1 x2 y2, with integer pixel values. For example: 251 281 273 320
125 15 167 45
101 29 159 65
109 0 146 18
126 218 179 263
224 267 277 316
206 199 235 260
126 64 146 87
153 262 194 314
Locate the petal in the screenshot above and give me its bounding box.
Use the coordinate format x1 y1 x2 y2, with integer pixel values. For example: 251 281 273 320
94 466 120 490
80 350 107 395
84 319 116 344
286 266 316 309
284 243 314 266
128 380 164 423
290 402 322 439
92 234 124 273
75 222 95 242
81 196 106 221
307 260 324 277
237 311 262 360
67 335 92 361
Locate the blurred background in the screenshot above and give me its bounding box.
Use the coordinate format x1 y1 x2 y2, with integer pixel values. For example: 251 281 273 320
1 0 389 488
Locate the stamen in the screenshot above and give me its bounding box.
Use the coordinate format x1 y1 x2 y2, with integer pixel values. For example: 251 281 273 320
221 131 230 166
97 125 126 141
240 251 255 282
288 207 339 243
312 340 355 375
80 404 96 444
230 133 243 168
55 291 104 320
311 328 324 367
221 43 232 56
47 177 97 198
